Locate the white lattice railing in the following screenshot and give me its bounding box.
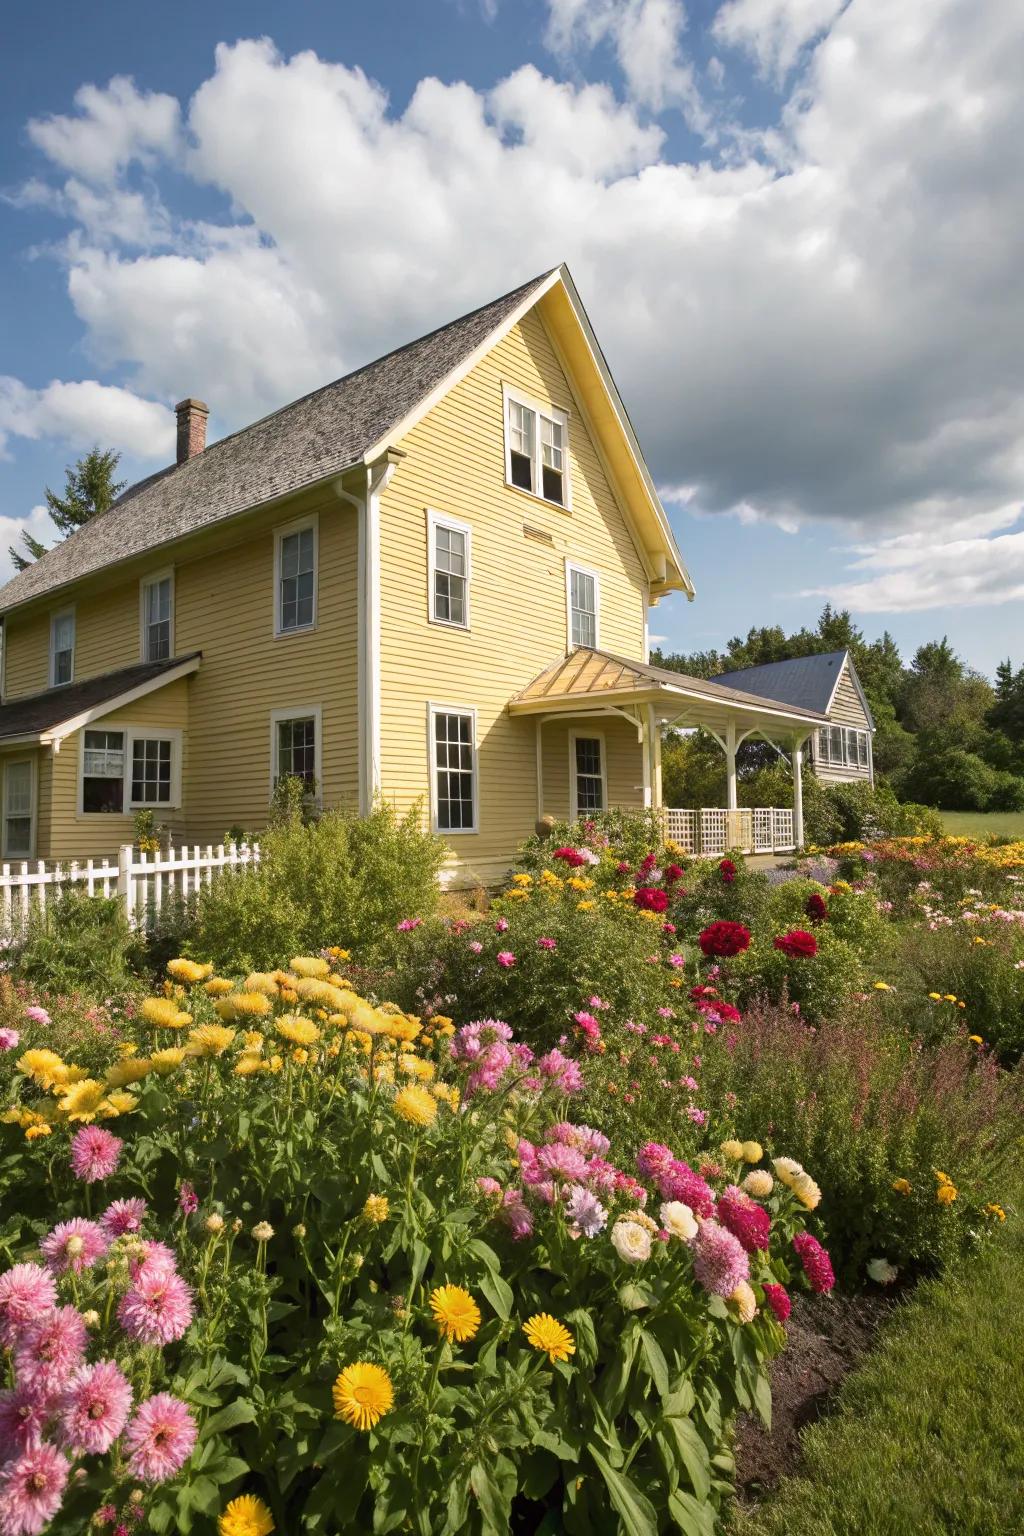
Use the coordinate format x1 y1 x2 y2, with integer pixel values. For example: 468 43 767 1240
0 842 259 935
664 807 795 856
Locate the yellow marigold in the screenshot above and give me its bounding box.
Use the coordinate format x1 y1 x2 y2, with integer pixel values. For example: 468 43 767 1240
934 1169 952 1185
204 978 235 997
16 1049 67 1090
328 946 351 960
141 997 192 1029
928 992 942 1001
150 1048 186 1075
985 1203 1007 1222
429 1284 481 1343
56 1079 107 1122
720 1139 744 1161
538 870 562 886
872 981 891 992
268 1055 283 1074
243 973 279 998
399 1055 435 1082
234 1053 267 1078
943 994 957 1003
116 1042 139 1058
741 1141 763 1163
293 978 347 1011
243 1031 265 1050
969 1034 983 1044
892 1178 912 1196
96 1090 138 1118
431 1016 455 1036
104 1058 153 1089
167 958 213 984
567 876 594 891
386 1015 422 1044
577 900 596 912
363 1194 389 1224
187 1024 237 1058
512 873 533 886
936 1183 957 1205
522 1313 575 1364
275 1015 321 1046
394 1084 437 1127
431 1082 460 1110
218 1494 274 1536
292 1048 309 1065
505 888 529 901
25 1123 52 1141
332 1362 394 1431
217 992 271 1021
289 956 330 979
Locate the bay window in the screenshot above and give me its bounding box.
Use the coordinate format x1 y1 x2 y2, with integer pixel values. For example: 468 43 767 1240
80 727 182 813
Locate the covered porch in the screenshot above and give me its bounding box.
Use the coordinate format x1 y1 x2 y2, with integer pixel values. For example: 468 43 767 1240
510 649 828 851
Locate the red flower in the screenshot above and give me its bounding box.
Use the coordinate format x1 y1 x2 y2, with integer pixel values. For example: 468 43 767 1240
698 921 751 958
639 852 658 875
805 892 829 924
717 1188 771 1253
793 1231 835 1293
634 887 669 914
762 1282 792 1323
773 929 818 959
719 858 737 885
553 847 587 868
664 864 684 883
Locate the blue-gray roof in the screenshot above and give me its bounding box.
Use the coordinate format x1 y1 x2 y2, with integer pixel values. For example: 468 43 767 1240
713 650 874 728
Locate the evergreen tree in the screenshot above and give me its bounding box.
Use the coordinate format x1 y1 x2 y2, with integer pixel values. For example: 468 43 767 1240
8 447 125 572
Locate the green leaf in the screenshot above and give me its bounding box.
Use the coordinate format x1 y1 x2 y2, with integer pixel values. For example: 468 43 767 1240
619 1281 655 1311
588 1445 659 1536
668 1488 716 1536
566 1307 598 1369
468 1237 502 1275
478 1268 514 1321
753 1368 772 1429
470 1460 514 1536
663 1416 711 1503
200 1398 257 1440
638 1330 670 1399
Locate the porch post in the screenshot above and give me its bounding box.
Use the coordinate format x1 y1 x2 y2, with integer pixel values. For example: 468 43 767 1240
535 719 544 821
725 722 738 812
641 710 653 809
791 739 804 848
648 705 663 811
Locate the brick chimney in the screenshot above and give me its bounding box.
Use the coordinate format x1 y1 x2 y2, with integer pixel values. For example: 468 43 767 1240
175 398 209 465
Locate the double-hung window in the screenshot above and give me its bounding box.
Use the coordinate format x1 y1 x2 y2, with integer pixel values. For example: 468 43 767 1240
81 728 181 813
141 573 174 661
816 725 869 769
275 518 317 635
271 708 322 795
566 563 599 649
570 733 605 819
429 705 477 833
3 760 34 857
428 512 471 628
50 610 75 687
503 386 570 507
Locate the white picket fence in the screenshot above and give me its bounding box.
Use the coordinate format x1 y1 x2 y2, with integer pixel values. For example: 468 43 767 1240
0 842 260 934
665 807 795 857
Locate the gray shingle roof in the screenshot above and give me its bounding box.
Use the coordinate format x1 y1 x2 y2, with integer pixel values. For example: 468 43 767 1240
0 271 557 615
713 651 857 717
0 654 200 741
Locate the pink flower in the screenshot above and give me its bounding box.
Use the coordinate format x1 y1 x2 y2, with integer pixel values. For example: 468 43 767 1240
537 1143 589 1181
0 1442 69 1535
497 1191 534 1241
123 1393 197 1483
101 1198 147 1237
70 1125 122 1183
717 1188 772 1253
40 1219 109 1275
0 1265 57 1348
96 1507 118 1527
127 1241 178 1283
668 953 685 968
0 1028 20 1051
691 1220 750 1297
536 937 557 950
496 951 516 968
177 1182 199 1216
0 1384 51 1457
762 1283 792 1323
396 917 422 931
793 1232 835 1294
686 1107 708 1127
14 1307 88 1396
56 1360 133 1454
476 1177 502 1197
536 1049 584 1094
23 1006 51 1026
587 995 610 1011
494 917 510 933
468 940 483 954
118 1269 193 1346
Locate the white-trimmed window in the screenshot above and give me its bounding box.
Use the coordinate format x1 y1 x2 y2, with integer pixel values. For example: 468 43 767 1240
428 511 471 628
49 609 75 687
815 725 870 769
270 707 322 794
80 727 182 813
570 732 606 819
141 572 174 662
503 385 570 507
428 704 477 834
566 563 599 649
275 517 318 635
3 759 35 858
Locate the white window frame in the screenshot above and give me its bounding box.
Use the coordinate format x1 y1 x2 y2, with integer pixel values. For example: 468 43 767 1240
269 706 323 800
2 757 36 859
274 514 319 637
502 383 572 510
426 510 472 630
427 702 478 836
49 607 75 688
815 724 869 769
139 569 175 663
569 730 607 821
565 561 601 650
77 724 183 816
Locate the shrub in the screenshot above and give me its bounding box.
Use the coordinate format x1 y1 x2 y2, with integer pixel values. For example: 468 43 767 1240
10 889 146 996
188 801 444 971
730 925 865 1024
516 807 670 883
804 779 941 845
883 912 1024 1063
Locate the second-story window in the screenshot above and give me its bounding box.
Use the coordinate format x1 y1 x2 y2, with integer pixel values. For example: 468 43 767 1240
50 609 75 687
275 517 318 635
503 387 569 507
567 564 599 649
428 512 471 628
142 573 173 662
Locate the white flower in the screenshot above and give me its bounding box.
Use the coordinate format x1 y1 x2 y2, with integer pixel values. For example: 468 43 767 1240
659 1201 698 1241
741 1170 774 1199
251 1221 274 1242
791 1172 822 1210
867 1257 898 1285
611 1219 652 1264
729 1280 758 1323
772 1156 803 1187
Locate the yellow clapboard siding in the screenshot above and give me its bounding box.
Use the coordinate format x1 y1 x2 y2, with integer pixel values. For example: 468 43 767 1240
813 664 872 783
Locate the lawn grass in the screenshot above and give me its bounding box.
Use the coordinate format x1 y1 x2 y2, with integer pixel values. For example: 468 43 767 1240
732 1201 1024 1536
939 809 1024 839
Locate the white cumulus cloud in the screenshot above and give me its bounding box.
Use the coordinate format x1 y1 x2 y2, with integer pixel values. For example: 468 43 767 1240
712 0 848 83
27 76 180 184
0 377 174 460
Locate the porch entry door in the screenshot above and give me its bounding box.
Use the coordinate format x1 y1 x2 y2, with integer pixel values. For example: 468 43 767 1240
2 758 34 859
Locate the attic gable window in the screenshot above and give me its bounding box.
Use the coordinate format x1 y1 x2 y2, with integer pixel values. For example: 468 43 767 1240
503 385 570 508
566 563 599 649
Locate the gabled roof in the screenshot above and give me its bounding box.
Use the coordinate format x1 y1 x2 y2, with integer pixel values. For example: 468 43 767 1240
713 650 874 728
0 265 689 614
0 653 200 744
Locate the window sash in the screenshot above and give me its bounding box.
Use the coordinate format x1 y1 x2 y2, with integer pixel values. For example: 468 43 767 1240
51 613 74 685
276 717 317 786
433 711 475 831
505 390 568 506
131 739 172 805
278 527 316 632
569 568 597 648
144 578 172 662
573 736 604 814
817 725 868 767
432 523 468 626
83 730 125 779
4 761 33 854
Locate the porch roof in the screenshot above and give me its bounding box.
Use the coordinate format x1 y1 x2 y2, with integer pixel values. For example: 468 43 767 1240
509 648 828 738
0 653 201 746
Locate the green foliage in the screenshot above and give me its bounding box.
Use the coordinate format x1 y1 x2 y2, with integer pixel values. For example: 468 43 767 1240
11 888 145 996
9 446 126 571
517 807 668 873
803 778 941 845
189 801 444 971
731 926 864 1025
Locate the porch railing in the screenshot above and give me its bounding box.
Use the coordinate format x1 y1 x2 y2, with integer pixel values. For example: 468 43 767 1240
664 807 794 857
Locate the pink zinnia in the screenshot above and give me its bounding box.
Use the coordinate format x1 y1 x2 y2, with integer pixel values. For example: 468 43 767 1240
793 1231 836 1294
762 1283 792 1323
127 1241 178 1282
659 1161 715 1219
0 1027 19 1051
0 1442 69 1535
13 1307 88 1396
40 1218 109 1275
23 1005 51 1026
56 1359 133 1454
717 1188 772 1253
537 1143 589 1181
101 1198 147 1237
123 1393 197 1483
0 1384 51 1457
496 951 516 968
70 1125 123 1183
536 937 557 950
691 1220 750 1297
536 1049 583 1094
118 1268 193 1346
0 1264 57 1347
494 917 510 933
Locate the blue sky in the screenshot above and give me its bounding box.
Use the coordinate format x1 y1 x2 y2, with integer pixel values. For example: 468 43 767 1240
2 0 1022 675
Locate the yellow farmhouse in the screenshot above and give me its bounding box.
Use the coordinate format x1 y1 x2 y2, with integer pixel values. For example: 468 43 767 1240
0 266 831 885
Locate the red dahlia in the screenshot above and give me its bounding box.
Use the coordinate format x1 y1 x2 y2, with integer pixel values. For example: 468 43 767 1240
773 929 818 958
698 921 751 958
553 847 587 868
634 887 669 913
719 858 737 885
805 892 829 923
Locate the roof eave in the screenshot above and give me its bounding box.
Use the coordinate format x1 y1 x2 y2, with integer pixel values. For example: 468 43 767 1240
510 677 826 729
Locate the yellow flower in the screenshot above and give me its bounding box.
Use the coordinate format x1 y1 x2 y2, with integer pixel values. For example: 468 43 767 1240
934 1169 952 1185
332 1363 394 1430
431 1082 460 1110
985 1203 1006 1222
431 1016 455 1037
429 1284 481 1343
328 946 351 960
577 900 596 912
141 997 192 1029
203 978 235 997
291 1048 309 1065
275 1015 321 1046
363 1194 389 1224
927 992 942 1001
505 888 529 901
234 1053 267 1078
567 876 594 891
943 994 957 1003
268 1055 283 1074
729 1280 758 1324
720 1139 743 1161
25 1123 52 1141
104 1058 153 1089
56 1079 107 1122
969 1034 983 1044
891 1178 912 1196
937 1183 957 1205
292 978 347 1011
741 1141 763 1163
243 973 279 998
218 1494 274 1536
96 1090 139 1117
186 1024 237 1057
16 1049 67 1090
872 981 891 992
168 959 214 984
512 873 532 886
290 956 330 979
539 869 562 887
386 1015 423 1044
217 992 272 1021
116 1042 139 1058
522 1313 576 1364
393 1084 438 1127
791 1172 822 1210
150 1048 186 1075
399 1055 435 1082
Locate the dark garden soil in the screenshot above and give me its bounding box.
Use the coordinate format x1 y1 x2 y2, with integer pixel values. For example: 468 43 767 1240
734 1290 895 1502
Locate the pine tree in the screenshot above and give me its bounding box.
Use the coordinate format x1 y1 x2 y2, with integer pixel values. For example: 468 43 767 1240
8 529 50 573
8 447 125 572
